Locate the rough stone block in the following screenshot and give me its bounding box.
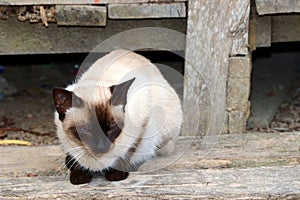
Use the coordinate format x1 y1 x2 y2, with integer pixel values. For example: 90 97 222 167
227 78 250 112
228 57 251 78
229 111 246 134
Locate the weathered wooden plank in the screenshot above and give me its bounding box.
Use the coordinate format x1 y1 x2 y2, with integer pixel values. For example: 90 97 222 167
0 167 299 199
0 18 186 55
0 132 299 198
229 2 251 56
256 15 271 47
183 0 250 136
1 132 299 176
256 0 300 15
108 3 186 19
254 14 300 48
272 14 300 43
56 5 107 26
0 0 187 5
0 145 64 177
249 3 257 51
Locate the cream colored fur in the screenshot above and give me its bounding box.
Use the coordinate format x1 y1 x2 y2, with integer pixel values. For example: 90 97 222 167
55 50 182 172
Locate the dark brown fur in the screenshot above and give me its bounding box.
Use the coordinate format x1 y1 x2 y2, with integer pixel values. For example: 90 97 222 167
95 103 122 143
65 103 122 154
105 168 129 181
70 166 93 185
53 88 83 121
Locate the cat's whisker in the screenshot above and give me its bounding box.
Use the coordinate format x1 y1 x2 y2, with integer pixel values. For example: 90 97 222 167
47 146 81 163
47 155 63 163
48 149 82 171
72 151 86 166
67 146 84 154
66 150 86 171
59 148 85 170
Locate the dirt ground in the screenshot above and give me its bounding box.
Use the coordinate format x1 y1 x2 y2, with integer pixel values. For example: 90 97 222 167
270 74 300 131
0 54 81 145
249 71 300 133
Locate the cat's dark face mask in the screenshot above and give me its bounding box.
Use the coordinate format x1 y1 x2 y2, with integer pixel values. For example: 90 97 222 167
53 78 135 155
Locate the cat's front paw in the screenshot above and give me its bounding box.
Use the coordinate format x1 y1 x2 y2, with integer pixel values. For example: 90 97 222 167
105 168 129 181
70 166 93 185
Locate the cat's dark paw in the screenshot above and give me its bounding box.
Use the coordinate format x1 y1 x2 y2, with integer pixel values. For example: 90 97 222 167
105 168 129 181
70 166 93 185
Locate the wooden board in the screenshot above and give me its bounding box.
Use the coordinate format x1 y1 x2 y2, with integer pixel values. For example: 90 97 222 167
254 14 300 48
255 16 271 47
108 3 186 19
183 0 250 135
0 166 299 199
256 0 300 15
272 15 300 43
0 132 299 199
0 0 187 5
56 5 107 26
1 132 299 176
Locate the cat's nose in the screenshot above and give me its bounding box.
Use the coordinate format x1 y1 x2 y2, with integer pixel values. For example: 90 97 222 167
90 132 111 154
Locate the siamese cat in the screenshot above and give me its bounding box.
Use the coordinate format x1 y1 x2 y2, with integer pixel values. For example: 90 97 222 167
53 49 182 184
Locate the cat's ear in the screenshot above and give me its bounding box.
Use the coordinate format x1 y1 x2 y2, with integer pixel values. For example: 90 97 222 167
53 88 83 120
110 77 135 107
53 88 73 118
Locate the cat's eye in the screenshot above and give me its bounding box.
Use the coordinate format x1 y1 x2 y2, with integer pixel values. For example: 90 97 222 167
78 126 92 136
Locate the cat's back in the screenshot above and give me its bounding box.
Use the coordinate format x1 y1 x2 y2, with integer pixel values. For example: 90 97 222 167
78 49 162 86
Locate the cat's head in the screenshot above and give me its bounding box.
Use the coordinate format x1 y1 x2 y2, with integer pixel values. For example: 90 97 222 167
53 78 135 156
